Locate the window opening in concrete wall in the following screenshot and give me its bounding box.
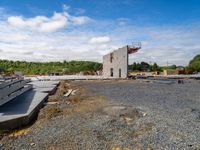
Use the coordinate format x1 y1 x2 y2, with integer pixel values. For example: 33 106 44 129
110 53 113 63
119 68 121 78
110 68 113 77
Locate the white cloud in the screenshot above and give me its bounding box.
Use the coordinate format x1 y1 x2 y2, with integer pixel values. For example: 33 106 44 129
22 51 34 55
75 8 86 15
89 36 111 44
7 16 25 27
7 11 90 32
62 4 70 11
38 13 68 32
117 18 130 26
71 16 90 25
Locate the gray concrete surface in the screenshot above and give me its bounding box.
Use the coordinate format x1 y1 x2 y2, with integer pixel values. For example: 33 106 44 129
0 81 60 130
25 75 114 81
0 78 23 89
0 90 49 130
0 78 32 106
0 85 32 107
0 80 27 99
29 81 59 94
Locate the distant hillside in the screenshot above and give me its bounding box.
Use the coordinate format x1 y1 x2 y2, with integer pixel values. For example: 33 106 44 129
0 60 102 75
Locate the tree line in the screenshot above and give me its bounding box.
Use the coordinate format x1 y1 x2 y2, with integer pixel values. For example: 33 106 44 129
0 54 199 75
129 62 162 72
0 60 102 75
130 54 200 73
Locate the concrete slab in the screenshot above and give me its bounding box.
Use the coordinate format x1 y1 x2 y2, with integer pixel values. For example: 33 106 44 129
0 80 28 99
33 86 57 94
0 85 32 106
28 81 60 94
0 81 60 130
0 78 24 89
25 75 114 81
0 90 49 130
29 81 60 87
0 78 32 106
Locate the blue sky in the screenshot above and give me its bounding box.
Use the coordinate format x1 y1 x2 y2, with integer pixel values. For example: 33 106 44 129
0 0 200 65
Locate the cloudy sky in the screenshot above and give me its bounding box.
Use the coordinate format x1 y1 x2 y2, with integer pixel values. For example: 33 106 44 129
0 0 200 65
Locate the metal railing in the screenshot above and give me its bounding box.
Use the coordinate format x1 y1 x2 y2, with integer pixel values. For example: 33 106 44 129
128 42 142 49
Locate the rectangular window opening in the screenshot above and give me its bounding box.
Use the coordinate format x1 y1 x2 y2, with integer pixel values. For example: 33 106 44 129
110 53 113 63
119 68 121 78
110 68 113 77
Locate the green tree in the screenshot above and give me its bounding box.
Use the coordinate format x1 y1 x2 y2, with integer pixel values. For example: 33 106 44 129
152 63 159 71
170 65 177 70
132 62 137 71
189 54 200 72
140 62 150 71
0 59 102 75
0 66 5 73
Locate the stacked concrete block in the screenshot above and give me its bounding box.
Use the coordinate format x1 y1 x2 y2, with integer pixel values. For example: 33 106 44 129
0 78 32 106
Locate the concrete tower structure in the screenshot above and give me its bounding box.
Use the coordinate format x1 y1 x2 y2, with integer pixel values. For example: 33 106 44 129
103 43 141 78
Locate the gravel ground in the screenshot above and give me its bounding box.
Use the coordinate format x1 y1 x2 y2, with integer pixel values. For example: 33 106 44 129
0 79 200 150
76 80 200 149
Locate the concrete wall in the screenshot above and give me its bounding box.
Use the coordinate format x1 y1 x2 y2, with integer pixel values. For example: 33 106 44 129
103 46 128 78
